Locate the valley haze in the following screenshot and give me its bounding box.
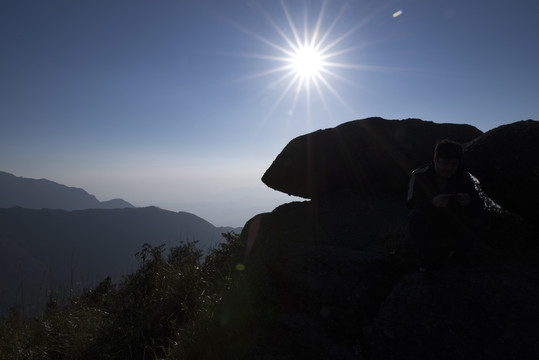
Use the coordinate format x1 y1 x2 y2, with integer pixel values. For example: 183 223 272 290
0 170 298 228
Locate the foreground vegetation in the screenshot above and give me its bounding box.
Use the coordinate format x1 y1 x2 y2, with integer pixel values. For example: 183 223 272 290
0 232 251 360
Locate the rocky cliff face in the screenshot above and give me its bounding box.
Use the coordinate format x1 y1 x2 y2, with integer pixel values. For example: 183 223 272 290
227 118 539 359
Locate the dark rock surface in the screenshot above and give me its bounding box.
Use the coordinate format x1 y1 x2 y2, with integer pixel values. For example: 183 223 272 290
464 120 539 221
237 198 539 359
224 118 539 359
240 199 406 360
262 118 482 199
371 266 539 360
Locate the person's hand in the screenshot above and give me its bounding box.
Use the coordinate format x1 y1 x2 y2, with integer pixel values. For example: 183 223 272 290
432 194 450 208
454 193 471 206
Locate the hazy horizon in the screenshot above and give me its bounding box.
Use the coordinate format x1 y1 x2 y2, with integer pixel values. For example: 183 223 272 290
2 0 538 228
1 168 303 227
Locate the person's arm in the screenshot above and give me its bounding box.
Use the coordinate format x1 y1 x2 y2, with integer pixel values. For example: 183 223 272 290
452 192 471 207
432 193 452 207
407 168 433 210
447 172 482 208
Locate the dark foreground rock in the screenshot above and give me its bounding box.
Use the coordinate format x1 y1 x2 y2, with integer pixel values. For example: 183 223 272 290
464 120 539 221
371 266 539 360
239 199 406 360
234 199 539 359
219 118 539 360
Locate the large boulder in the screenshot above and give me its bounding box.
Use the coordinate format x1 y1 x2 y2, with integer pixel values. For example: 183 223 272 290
236 198 407 359
262 118 482 199
229 197 539 359
371 267 539 360
464 120 539 220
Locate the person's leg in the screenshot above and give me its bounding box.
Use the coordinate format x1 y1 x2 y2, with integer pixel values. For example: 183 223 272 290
408 209 440 270
445 209 485 266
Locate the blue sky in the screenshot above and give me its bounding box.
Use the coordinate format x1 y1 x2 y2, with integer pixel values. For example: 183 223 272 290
1 0 538 226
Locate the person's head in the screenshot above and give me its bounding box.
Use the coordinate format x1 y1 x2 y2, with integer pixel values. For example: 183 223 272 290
433 139 462 179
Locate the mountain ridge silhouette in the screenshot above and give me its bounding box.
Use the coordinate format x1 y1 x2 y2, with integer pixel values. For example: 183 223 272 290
0 171 242 315
0 206 240 315
0 170 134 210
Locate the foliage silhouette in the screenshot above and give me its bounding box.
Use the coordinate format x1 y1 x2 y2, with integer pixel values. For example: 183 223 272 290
0 232 244 360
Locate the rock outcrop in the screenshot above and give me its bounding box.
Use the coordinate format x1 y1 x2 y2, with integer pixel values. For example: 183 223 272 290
238 198 407 359
371 266 539 360
464 120 539 221
262 117 482 199
218 118 539 360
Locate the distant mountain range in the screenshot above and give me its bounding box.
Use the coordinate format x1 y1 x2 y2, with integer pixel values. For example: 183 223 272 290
0 171 242 315
0 171 134 210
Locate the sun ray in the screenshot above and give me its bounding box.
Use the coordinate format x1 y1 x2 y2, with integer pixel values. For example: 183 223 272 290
263 72 302 121
317 74 355 113
311 1 326 48
228 15 296 58
311 75 332 116
227 0 380 120
281 0 302 50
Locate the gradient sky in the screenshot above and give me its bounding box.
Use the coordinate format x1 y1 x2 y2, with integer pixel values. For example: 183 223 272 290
1 0 538 227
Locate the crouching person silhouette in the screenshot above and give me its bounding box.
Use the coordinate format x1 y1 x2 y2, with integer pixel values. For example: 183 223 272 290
407 139 485 272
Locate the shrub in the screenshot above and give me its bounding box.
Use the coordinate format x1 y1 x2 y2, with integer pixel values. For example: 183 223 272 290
0 232 245 360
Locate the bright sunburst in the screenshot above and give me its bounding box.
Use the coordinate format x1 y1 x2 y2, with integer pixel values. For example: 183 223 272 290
235 0 367 118
291 44 324 78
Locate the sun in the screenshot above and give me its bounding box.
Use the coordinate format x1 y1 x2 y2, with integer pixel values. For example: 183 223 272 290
233 0 366 118
290 44 324 79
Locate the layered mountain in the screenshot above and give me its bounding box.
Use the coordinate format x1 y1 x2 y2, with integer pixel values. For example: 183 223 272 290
0 171 134 210
0 171 242 315
0 206 239 315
